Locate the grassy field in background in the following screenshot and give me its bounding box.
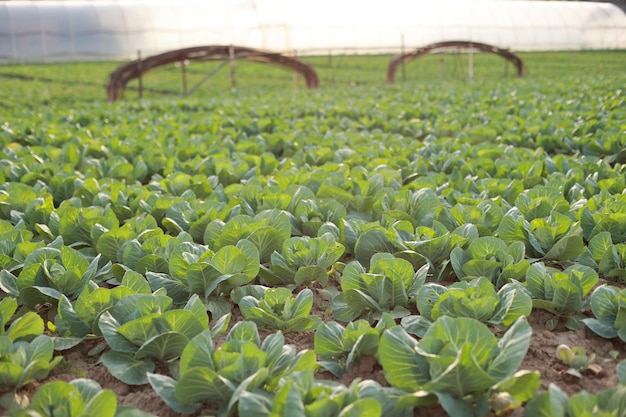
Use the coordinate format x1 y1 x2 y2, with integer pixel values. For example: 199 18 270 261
1 50 624 107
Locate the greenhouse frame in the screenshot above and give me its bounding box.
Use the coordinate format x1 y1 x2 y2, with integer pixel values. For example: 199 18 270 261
1 0 625 63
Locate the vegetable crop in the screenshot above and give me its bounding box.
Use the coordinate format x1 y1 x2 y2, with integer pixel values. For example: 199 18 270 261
0 52 624 416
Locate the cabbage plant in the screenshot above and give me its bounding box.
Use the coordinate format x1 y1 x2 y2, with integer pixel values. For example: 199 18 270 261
450 236 529 289
332 253 428 322
315 313 394 377
582 285 626 342
4 378 155 417
148 321 316 415
525 263 598 323
402 277 532 337
380 316 539 417
236 286 321 332
0 298 62 393
97 293 209 385
259 233 344 286
579 231 626 282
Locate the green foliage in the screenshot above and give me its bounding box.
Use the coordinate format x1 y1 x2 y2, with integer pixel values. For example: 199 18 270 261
203 209 291 263
0 298 62 392
524 383 626 417
142 238 260 317
149 321 317 415
393 221 475 282
332 253 428 322
450 236 530 288
55 271 151 343
380 316 539 417
259 233 344 286
1 238 112 308
582 285 626 342
555 344 602 378
579 232 626 282
315 313 395 377
402 277 532 337
525 263 598 319
97 293 209 385
499 205 584 262
237 287 321 332
1 53 626 416
4 378 155 417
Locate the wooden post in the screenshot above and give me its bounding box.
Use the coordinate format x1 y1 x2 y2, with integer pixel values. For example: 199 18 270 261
181 60 188 95
229 45 236 93
137 50 143 99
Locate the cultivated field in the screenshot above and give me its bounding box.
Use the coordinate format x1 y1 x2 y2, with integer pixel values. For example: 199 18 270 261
0 51 625 417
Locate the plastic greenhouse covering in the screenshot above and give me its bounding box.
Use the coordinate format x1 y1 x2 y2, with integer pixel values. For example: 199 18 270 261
0 0 625 63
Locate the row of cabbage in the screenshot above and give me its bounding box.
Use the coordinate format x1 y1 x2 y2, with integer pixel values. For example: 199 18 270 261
1 75 625 416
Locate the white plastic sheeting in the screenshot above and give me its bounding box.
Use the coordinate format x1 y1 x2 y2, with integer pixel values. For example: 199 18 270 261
1 0 625 62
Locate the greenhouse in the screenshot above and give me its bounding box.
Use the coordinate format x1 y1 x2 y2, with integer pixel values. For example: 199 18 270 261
1 0 625 63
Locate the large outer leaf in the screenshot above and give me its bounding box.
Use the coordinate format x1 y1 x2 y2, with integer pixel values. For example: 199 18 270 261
29 381 83 416
339 398 382 417
147 372 202 414
294 265 328 285
415 284 447 321
155 309 206 339
0 362 22 391
98 311 138 354
583 285 621 338
315 321 345 357
117 313 161 347
80 389 117 417
100 351 155 385
354 228 396 268
7 311 44 342
379 326 430 391
96 227 137 263
487 317 532 380
110 294 172 324
135 254 169 275
418 317 497 369
145 272 191 304
180 329 215 375
175 367 234 405
542 233 584 262
135 332 190 361
183 294 209 329
494 283 532 327
287 288 314 319
248 226 284 264
466 237 508 259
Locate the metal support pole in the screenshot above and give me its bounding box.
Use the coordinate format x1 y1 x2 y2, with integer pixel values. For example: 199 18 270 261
181 60 188 95
468 48 474 82
401 33 406 84
137 50 143 99
292 49 298 91
439 55 444 80
229 45 237 93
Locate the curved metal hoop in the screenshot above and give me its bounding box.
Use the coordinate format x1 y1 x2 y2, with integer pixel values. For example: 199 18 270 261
107 45 319 102
387 41 524 83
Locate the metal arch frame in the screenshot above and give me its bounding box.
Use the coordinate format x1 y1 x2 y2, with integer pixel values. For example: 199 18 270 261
386 40 524 84
107 45 319 102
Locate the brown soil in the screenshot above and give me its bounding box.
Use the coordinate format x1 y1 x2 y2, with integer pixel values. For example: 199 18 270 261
4 288 625 417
